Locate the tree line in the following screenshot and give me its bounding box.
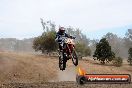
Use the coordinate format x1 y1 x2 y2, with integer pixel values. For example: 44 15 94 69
0 38 34 52
32 20 132 66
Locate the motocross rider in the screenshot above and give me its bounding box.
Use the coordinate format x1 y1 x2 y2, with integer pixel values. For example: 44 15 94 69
55 27 75 51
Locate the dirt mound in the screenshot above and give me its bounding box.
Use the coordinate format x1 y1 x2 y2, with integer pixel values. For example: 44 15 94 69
0 52 58 83
0 52 132 88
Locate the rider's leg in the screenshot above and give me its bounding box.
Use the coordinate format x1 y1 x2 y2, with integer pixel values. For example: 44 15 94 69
59 43 63 51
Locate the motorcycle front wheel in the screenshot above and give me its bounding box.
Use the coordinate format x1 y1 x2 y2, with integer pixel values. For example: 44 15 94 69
71 49 78 66
59 51 66 71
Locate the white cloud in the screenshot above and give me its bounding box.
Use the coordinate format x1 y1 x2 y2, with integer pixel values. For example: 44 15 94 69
0 0 132 38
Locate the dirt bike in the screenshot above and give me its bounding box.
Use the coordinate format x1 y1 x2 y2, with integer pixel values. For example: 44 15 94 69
58 37 78 71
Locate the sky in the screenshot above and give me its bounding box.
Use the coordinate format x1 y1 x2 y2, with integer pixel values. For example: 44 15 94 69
0 0 132 39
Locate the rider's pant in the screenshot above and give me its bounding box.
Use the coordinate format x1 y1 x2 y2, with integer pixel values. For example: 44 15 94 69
58 43 62 50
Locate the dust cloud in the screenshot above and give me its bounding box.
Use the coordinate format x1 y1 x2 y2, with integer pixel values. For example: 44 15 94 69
57 66 78 82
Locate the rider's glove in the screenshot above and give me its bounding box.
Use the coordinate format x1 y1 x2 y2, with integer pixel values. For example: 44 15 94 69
70 36 76 39
72 36 76 39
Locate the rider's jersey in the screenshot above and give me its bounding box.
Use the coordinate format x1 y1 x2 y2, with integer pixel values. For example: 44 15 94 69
55 32 70 43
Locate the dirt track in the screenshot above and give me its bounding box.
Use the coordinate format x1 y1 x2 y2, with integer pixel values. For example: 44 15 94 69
1 82 132 88
0 52 132 88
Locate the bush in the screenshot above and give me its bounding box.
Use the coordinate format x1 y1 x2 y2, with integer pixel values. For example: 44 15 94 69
112 57 123 67
33 30 58 53
128 48 132 65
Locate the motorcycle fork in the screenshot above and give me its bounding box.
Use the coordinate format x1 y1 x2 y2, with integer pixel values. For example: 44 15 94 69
66 44 72 55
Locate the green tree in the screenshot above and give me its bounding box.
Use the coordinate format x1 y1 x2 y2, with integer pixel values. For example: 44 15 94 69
128 48 132 65
93 38 115 64
33 30 58 53
32 37 42 52
33 20 57 53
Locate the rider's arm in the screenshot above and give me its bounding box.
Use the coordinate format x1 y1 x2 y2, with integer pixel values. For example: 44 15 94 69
65 33 76 39
55 33 59 42
65 33 70 38
55 33 62 42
